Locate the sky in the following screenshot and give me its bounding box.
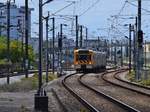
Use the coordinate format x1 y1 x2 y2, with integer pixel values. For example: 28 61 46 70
1 0 150 41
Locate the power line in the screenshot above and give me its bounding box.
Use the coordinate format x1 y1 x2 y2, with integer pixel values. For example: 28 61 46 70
52 2 75 15
117 0 128 17
79 0 101 17
126 0 150 13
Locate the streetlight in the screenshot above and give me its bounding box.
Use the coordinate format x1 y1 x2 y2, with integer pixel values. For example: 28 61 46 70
34 0 53 111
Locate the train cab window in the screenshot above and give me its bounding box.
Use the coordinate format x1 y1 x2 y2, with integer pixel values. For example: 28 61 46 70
77 54 91 61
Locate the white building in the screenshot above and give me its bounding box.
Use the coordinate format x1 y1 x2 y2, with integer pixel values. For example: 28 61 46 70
0 2 33 40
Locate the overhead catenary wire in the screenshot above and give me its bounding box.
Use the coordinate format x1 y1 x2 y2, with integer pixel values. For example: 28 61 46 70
117 0 128 18
126 0 150 13
108 0 128 38
79 0 101 17
51 1 75 15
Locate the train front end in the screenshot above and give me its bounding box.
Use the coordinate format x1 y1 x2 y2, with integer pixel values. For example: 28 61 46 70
74 49 93 72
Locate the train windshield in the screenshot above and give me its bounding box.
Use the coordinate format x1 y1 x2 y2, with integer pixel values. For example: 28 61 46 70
77 54 91 61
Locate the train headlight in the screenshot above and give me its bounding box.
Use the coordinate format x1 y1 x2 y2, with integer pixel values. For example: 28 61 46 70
89 62 92 64
75 61 78 64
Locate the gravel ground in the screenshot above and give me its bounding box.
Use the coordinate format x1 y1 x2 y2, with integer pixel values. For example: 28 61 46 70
0 71 86 112
0 92 35 112
0 76 86 112
65 73 127 112
81 72 150 112
45 76 88 112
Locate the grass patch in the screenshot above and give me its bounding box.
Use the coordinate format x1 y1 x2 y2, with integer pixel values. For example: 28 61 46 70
127 70 150 86
126 70 135 82
0 59 8 65
20 105 30 112
139 80 150 86
0 73 57 92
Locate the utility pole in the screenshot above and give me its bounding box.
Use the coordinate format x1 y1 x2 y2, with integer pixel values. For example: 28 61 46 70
110 40 112 61
114 43 117 67
79 25 83 48
57 32 60 70
0 11 2 36
75 15 78 49
86 27 88 48
38 0 43 93
145 40 146 68
60 24 63 76
135 17 138 79
133 25 136 71
125 37 129 64
137 0 143 80
129 24 132 73
52 17 55 74
7 0 10 84
98 36 100 50
35 0 53 111
45 12 49 83
121 42 123 66
105 39 108 56
25 0 29 78
18 19 24 71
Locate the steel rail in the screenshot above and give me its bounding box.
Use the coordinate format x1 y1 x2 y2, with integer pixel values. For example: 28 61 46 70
79 70 140 112
102 70 150 97
114 72 150 90
62 73 100 112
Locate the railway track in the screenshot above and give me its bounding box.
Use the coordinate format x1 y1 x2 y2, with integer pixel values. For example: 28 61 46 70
102 70 150 96
62 69 140 112
98 69 150 112
114 71 150 90
62 73 99 112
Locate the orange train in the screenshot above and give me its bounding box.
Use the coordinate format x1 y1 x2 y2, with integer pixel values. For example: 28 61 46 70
74 49 106 72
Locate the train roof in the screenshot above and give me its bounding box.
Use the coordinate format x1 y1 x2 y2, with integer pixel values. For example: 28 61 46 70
74 49 106 54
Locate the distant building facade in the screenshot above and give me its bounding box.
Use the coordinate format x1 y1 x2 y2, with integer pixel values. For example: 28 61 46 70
29 37 39 54
0 2 33 40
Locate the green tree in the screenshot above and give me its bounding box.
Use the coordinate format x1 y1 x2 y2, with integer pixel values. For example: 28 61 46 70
0 36 7 60
0 36 35 64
